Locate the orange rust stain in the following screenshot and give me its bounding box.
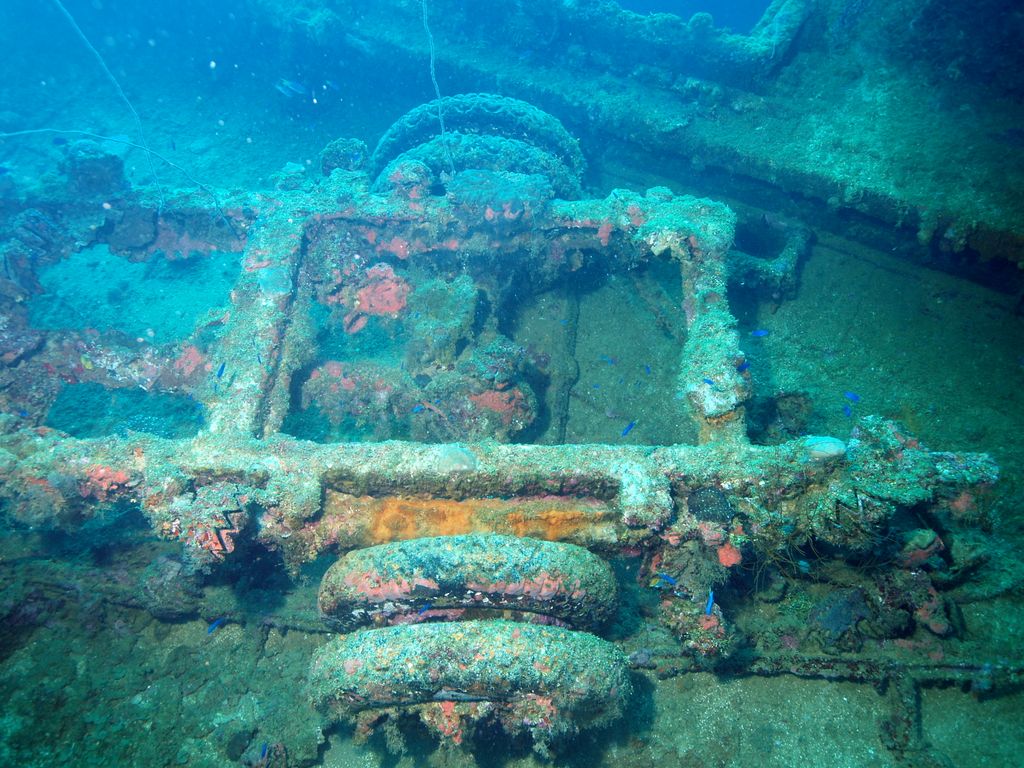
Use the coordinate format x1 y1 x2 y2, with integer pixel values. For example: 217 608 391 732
504 508 597 541
323 495 614 545
367 498 479 541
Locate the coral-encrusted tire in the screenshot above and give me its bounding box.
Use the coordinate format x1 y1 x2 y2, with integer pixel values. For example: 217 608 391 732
317 533 618 632
309 619 631 749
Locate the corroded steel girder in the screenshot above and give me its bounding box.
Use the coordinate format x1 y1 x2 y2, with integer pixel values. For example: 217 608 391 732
0 418 996 569
1 177 798 566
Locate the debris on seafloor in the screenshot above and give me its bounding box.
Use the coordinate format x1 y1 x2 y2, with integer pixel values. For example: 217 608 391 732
0 88 1013 765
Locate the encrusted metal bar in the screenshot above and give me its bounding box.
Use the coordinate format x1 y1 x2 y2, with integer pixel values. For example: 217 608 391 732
202 197 310 438
0 417 996 569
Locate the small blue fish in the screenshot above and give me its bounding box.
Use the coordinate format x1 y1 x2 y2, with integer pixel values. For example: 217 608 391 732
207 617 226 634
260 743 268 760
621 420 636 437
644 364 651 375
657 572 677 586
843 391 861 402
703 377 715 386
418 603 433 615
411 404 424 413
216 362 226 379
750 329 770 337
842 404 853 418
705 591 715 615
735 360 750 373
599 354 616 365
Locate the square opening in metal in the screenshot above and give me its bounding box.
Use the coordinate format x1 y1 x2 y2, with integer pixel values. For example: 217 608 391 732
278 218 695 446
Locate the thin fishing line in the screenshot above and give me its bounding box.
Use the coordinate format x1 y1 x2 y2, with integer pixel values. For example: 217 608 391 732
420 0 456 176
50 0 164 209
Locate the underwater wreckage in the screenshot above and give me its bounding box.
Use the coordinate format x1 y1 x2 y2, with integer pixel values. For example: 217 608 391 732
0 87 1012 762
